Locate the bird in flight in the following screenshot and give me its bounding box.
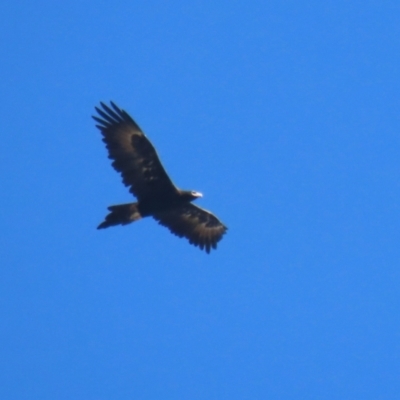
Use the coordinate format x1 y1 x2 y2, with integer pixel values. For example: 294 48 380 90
93 102 227 253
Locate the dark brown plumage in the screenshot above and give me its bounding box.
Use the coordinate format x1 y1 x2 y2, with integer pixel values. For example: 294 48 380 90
93 101 227 253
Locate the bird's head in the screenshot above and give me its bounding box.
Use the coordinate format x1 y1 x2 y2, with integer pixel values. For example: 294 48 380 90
181 190 203 202
190 190 203 198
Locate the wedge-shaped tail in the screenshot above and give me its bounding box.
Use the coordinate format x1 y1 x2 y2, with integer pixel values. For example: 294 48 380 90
97 203 142 229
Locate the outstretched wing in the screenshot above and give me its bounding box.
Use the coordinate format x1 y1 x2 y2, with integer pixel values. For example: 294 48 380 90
153 203 227 253
93 102 178 201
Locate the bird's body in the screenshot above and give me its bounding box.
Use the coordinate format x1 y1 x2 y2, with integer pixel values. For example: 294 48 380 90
93 102 227 253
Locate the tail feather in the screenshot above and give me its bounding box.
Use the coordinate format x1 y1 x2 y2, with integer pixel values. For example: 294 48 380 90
97 203 142 229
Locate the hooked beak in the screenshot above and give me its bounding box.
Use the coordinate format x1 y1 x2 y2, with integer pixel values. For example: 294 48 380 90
193 191 203 198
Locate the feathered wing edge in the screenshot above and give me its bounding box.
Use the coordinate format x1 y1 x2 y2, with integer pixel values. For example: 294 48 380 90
92 102 178 200
153 203 227 253
93 101 141 132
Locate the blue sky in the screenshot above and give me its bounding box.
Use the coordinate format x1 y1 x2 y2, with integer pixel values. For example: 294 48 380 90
1 1 400 398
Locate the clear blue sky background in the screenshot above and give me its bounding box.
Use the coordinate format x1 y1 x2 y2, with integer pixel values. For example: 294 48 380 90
1 1 399 398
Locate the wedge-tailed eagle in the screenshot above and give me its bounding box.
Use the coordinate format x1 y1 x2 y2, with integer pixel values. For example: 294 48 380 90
93 102 227 253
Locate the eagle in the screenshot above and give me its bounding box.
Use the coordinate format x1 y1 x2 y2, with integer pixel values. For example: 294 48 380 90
93 102 227 253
